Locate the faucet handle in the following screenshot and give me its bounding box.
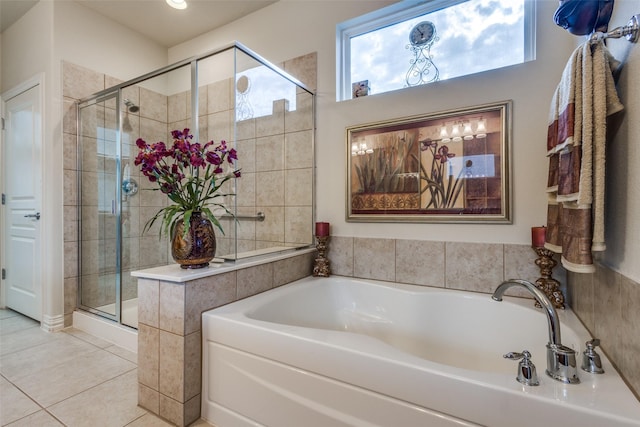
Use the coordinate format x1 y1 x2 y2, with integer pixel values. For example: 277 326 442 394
582 339 604 374
504 350 540 386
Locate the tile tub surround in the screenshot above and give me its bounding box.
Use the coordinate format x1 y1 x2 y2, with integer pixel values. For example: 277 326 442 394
133 249 315 426
328 236 567 299
567 263 640 400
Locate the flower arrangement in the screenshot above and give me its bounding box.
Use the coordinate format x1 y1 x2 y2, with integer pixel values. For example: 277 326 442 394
134 128 241 238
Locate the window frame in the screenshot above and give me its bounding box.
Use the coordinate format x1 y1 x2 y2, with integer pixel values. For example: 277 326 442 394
336 0 536 101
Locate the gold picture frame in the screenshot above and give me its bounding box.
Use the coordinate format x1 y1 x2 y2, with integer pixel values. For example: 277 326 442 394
346 100 512 223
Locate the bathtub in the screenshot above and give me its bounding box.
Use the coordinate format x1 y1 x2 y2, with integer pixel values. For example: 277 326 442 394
202 276 640 427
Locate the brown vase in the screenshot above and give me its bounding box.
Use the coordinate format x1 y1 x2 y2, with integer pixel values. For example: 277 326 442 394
171 212 216 269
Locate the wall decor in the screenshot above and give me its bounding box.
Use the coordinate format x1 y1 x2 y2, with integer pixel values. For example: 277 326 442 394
346 101 512 223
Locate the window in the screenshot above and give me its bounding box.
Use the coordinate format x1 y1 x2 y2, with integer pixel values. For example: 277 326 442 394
337 0 535 100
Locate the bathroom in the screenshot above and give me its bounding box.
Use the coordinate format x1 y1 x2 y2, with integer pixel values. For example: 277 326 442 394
1 0 639 425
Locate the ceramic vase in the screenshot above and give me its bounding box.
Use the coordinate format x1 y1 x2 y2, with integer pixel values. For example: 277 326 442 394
171 212 216 269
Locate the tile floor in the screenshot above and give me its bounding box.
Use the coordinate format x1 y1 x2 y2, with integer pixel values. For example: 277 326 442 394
0 308 213 427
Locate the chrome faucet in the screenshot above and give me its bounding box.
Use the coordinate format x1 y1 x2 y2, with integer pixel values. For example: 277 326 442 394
492 279 579 384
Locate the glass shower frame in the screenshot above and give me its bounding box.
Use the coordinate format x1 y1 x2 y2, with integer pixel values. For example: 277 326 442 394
76 42 316 327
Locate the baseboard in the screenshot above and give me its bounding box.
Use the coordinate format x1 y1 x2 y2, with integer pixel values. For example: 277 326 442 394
41 314 65 332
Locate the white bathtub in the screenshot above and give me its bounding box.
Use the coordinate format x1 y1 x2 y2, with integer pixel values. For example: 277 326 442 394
202 276 640 427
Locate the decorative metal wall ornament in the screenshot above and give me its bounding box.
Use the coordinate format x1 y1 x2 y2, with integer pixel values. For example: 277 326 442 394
406 21 440 87
235 75 254 120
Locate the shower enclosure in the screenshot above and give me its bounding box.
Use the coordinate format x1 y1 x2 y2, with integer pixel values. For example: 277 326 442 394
76 43 315 328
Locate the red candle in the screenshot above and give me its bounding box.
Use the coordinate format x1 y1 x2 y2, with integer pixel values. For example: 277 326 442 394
315 222 330 237
531 226 546 247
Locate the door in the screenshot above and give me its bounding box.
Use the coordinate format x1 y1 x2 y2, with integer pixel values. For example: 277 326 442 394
3 83 42 321
78 93 119 322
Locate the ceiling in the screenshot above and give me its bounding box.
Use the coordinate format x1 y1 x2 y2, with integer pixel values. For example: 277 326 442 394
0 1 39 33
0 0 277 47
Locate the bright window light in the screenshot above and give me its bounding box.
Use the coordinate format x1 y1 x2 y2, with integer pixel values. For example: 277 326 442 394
337 0 535 100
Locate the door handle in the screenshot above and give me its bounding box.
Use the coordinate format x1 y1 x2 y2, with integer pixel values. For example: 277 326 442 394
24 212 41 220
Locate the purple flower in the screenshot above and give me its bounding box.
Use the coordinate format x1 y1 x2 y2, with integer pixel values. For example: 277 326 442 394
434 145 455 163
190 142 201 153
152 141 166 152
134 129 241 234
420 139 435 151
227 148 238 163
190 154 205 168
206 152 222 165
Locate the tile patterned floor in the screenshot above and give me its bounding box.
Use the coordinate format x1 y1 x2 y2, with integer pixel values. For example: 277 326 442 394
0 309 213 427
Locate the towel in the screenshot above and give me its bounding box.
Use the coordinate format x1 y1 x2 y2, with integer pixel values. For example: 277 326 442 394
545 39 623 273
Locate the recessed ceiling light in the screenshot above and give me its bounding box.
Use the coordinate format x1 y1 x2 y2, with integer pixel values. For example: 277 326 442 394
166 0 187 10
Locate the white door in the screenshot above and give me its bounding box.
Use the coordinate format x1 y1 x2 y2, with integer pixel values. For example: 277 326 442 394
3 83 42 321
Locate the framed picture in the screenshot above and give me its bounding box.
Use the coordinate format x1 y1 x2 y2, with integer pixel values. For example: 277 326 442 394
346 100 512 223
352 80 370 98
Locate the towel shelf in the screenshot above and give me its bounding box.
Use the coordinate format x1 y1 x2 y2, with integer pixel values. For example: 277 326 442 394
589 14 639 44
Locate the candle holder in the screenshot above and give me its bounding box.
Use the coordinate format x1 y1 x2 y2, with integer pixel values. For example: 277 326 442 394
532 247 565 310
313 236 331 277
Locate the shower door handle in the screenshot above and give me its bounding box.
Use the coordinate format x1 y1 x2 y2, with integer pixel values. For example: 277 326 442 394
24 212 41 220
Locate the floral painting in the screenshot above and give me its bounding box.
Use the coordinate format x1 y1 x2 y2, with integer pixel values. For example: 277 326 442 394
346 101 512 223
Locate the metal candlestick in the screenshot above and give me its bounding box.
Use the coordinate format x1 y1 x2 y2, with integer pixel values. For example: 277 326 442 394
532 246 565 310
313 236 331 277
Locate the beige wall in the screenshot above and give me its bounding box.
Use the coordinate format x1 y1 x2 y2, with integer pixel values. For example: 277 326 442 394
170 1 576 245
1 1 166 326
2 1 61 327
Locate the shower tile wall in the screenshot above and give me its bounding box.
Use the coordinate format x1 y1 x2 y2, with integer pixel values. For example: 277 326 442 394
63 61 173 326
63 62 104 326
62 52 317 326
163 53 316 257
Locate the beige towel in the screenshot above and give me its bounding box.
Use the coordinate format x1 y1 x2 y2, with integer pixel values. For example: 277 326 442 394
545 39 623 273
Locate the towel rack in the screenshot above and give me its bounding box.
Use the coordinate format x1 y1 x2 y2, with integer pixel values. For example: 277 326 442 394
589 14 639 43
221 211 265 221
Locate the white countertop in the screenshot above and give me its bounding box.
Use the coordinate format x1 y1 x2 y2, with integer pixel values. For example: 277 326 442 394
131 247 315 283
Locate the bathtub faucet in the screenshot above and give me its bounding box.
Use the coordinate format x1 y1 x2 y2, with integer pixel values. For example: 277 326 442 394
492 279 579 384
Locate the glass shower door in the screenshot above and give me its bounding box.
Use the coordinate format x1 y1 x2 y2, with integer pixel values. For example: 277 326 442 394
78 92 121 322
